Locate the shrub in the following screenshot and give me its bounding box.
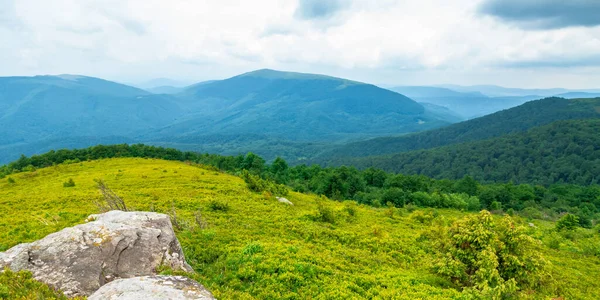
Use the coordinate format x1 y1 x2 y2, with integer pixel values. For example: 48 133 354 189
465 196 481 211
521 207 543 220
7 177 15 184
208 200 230 212
63 178 75 188
242 242 263 256
544 232 562 250
241 170 288 196
433 211 545 298
556 214 580 231
93 179 127 212
381 188 407 207
343 202 358 221
315 199 335 224
410 210 435 224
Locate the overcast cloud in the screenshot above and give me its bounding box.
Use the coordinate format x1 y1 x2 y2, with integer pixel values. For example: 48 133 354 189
1 0 599 88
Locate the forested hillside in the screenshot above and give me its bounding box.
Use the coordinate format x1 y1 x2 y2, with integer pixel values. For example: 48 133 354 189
149 69 449 141
328 119 600 186
1 150 600 298
0 75 182 146
314 97 600 160
0 70 453 164
3 143 599 228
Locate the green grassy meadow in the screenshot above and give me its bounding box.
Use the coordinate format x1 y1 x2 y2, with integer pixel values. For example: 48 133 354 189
1 158 599 299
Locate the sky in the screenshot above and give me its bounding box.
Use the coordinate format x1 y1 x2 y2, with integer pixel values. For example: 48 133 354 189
1 0 600 88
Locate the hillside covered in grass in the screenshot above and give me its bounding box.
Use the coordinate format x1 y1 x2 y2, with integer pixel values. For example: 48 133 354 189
1 158 600 299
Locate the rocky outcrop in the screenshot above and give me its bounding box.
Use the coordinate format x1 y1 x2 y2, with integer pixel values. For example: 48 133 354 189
89 275 215 299
0 211 193 297
276 197 293 205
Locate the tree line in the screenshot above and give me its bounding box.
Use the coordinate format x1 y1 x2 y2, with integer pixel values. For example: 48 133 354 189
2 143 599 228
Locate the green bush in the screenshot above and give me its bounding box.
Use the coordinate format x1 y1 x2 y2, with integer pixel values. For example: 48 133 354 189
6 177 15 184
208 200 230 212
433 211 546 298
315 199 336 224
556 214 580 231
544 232 562 250
410 210 435 224
63 178 75 188
241 170 288 196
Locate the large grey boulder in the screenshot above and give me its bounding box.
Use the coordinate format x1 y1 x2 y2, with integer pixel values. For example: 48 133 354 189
0 211 193 297
89 275 215 299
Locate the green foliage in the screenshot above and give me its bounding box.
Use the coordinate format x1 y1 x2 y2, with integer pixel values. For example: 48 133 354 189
6 177 14 184
329 119 600 186
3 144 600 227
556 214 580 231
0 268 84 299
410 209 437 224
208 200 230 212
316 97 600 162
433 211 546 298
62 178 75 188
315 198 336 224
1 158 600 299
240 170 288 196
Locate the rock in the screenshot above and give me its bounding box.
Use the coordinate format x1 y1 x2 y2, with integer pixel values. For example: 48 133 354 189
0 211 193 297
276 197 293 205
89 275 215 300
528 222 535 227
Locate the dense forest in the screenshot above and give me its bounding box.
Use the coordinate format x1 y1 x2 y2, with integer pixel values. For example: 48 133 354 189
3 143 599 229
314 97 600 159
324 119 600 186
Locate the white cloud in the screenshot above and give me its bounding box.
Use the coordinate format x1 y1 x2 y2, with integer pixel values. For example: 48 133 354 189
0 0 599 88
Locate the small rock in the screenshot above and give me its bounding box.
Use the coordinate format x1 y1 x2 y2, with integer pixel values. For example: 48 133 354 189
89 276 215 300
528 223 535 227
276 197 293 206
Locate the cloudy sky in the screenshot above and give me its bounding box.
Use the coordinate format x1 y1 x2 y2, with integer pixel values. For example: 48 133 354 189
1 0 600 88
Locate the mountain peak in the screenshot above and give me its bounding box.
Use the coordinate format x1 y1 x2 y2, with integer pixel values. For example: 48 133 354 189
54 74 88 81
236 68 347 81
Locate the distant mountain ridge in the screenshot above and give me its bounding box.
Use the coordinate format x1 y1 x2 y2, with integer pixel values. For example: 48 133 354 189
390 86 542 118
149 69 448 141
0 69 450 164
0 75 182 146
312 97 600 161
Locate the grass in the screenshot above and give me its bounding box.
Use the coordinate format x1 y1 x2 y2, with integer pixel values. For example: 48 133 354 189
1 158 599 299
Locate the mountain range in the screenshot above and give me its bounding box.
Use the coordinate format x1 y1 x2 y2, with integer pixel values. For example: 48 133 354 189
312 97 600 160
0 69 450 164
316 97 600 185
2 69 599 167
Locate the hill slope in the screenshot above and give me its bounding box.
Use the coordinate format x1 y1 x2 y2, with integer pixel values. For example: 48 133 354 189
0 75 183 146
390 86 540 118
0 70 453 164
314 97 600 161
329 119 600 185
152 69 448 141
1 158 599 299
